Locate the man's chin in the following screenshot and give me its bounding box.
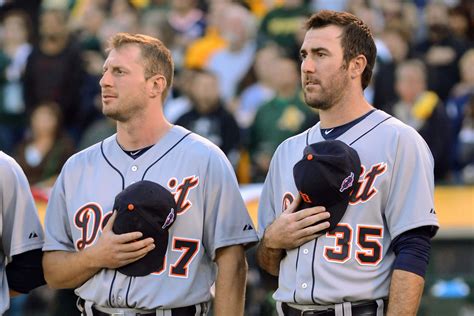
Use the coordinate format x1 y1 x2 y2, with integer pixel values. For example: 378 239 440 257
102 110 122 122
304 96 330 110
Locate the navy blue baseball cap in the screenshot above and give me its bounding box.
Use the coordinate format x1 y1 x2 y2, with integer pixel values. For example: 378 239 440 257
112 180 177 277
293 140 361 233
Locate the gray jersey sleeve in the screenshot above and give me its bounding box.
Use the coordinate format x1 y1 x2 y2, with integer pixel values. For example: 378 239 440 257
385 126 439 238
1 152 44 258
43 160 75 252
202 147 258 260
257 150 278 240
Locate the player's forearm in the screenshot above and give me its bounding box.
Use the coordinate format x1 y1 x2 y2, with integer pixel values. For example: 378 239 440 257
214 245 247 316
256 231 284 276
386 269 425 316
43 250 102 289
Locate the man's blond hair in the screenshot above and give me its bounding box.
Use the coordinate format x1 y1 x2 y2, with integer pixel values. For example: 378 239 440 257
108 33 174 102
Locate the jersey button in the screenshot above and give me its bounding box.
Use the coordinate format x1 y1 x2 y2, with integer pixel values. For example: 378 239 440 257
131 165 138 172
303 249 309 254
302 283 307 289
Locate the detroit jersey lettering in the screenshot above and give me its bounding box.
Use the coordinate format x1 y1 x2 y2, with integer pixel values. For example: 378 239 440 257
258 110 439 304
43 126 258 309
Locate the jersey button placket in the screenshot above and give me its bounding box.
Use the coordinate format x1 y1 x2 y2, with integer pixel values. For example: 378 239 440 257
295 240 315 302
126 164 141 187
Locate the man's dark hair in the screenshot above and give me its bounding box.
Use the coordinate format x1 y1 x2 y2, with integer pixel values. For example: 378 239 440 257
305 10 376 90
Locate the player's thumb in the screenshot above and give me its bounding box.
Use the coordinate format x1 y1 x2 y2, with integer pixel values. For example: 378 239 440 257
284 193 302 214
103 210 117 232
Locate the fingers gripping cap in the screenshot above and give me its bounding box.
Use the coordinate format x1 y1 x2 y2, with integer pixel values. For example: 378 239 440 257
112 180 177 276
293 140 361 233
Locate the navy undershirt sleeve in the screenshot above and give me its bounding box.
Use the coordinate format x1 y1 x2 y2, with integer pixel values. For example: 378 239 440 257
6 249 46 293
391 226 434 278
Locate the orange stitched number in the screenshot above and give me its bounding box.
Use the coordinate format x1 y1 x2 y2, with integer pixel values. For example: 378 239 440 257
324 224 352 263
170 238 200 278
324 224 383 265
356 226 383 265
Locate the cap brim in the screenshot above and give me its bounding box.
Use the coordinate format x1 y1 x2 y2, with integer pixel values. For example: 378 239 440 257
118 230 168 277
299 196 349 234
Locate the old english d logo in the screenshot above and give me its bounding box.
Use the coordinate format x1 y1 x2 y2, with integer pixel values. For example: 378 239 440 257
299 191 312 204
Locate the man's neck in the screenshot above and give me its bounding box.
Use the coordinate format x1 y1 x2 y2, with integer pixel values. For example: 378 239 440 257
116 110 172 151
318 90 374 129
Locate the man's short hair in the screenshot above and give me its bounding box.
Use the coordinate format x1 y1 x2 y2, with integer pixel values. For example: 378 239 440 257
305 10 376 90
108 33 174 101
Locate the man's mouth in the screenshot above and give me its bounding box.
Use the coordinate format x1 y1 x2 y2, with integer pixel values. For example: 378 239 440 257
305 80 321 88
102 94 117 101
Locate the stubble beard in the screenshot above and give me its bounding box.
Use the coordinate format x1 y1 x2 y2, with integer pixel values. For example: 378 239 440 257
304 68 350 111
103 100 144 122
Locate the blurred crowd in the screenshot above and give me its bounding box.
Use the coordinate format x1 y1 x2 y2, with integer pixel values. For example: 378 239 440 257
0 0 473 315
0 0 473 188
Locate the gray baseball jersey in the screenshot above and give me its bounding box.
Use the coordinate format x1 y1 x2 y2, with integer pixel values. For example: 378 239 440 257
258 110 439 304
43 125 258 310
0 151 44 314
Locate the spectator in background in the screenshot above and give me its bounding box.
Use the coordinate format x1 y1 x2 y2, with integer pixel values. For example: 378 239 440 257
258 0 310 59
140 9 176 55
234 44 281 133
379 0 418 41
372 27 410 113
393 59 451 182
249 57 318 182
164 67 195 123
183 0 229 70
0 10 32 154
73 4 105 52
206 3 258 105
413 2 468 101
106 0 139 34
74 6 107 138
446 49 474 183
448 5 473 44
167 0 206 69
14 101 75 187
455 97 474 184
97 0 140 53
23 7 85 140
176 69 241 168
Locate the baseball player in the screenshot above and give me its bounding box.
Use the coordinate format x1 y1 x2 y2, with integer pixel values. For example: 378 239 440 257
42 33 258 316
0 151 45 314
256 11 439 316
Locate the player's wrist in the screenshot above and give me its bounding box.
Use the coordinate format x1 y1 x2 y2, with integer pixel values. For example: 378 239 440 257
262 228 283 251
82 245 105 270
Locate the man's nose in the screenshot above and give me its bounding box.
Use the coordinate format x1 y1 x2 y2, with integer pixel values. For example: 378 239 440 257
99 71 111 87
301 58 316 73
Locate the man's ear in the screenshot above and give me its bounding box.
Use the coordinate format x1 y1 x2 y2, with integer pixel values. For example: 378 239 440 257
149 75 167 99
350 54 368 80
